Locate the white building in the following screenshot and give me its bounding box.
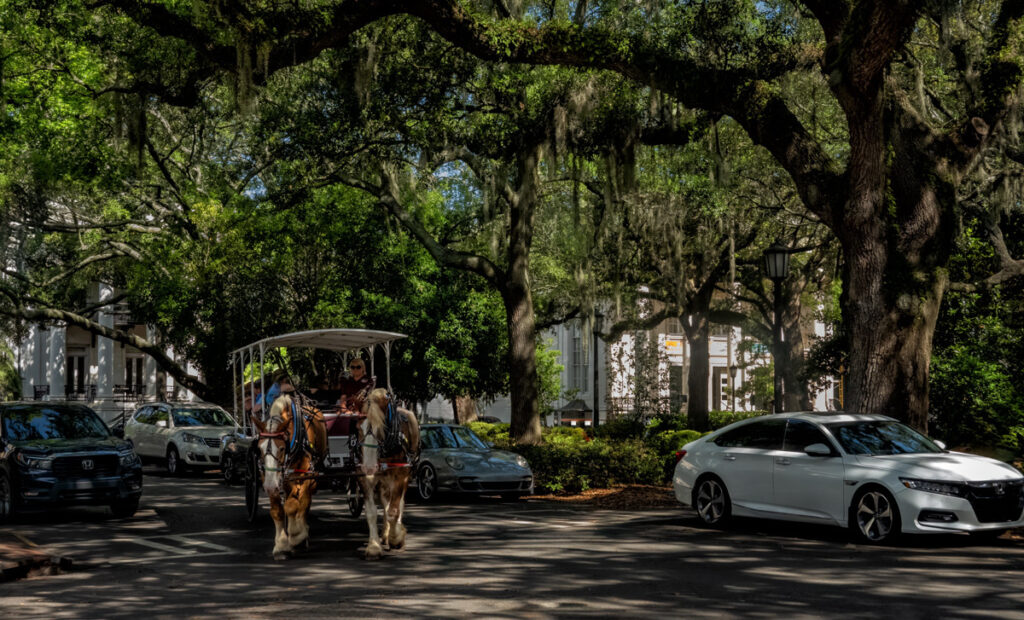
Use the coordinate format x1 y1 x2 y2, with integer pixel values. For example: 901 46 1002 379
10 283 198 423
474 315 836 426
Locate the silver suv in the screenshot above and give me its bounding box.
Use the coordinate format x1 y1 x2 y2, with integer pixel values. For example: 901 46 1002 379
124 402 238 475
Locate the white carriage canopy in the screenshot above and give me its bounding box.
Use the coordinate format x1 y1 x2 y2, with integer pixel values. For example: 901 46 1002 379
230 329 407 424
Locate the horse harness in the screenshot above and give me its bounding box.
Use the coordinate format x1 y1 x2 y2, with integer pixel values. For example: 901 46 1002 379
257 395 323 487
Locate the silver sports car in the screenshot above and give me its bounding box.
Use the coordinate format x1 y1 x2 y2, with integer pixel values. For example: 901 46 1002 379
414 424 534 501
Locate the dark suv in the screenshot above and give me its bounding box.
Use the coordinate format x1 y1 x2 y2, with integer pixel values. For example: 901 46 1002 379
0 402 143 522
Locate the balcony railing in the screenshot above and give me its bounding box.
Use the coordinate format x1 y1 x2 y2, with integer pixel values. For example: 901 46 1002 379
64 384 98 401
114 384 147 398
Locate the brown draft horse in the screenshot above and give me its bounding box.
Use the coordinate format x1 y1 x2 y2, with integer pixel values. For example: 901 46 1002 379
358 388 420 559
250 391 327 560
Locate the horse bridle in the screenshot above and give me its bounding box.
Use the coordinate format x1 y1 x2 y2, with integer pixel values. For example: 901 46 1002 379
257 415 289 491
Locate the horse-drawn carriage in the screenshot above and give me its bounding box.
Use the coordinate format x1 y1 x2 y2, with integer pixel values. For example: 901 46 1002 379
228 329 419 559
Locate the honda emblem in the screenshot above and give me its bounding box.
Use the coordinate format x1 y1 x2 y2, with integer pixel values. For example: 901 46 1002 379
81 459 94 471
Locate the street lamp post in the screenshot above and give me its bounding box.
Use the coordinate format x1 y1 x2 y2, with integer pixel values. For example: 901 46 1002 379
763 242 791 413
592 310 604 428
728 364 738 412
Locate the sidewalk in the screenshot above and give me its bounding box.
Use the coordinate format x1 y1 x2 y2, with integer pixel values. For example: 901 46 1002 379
0 532 72 582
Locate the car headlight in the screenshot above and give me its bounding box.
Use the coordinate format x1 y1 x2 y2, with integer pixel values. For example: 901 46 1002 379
15 453 52 471
181 432 205 445
900 478 968 497
444 455 465 470
119 450 141 468
514 454 529 468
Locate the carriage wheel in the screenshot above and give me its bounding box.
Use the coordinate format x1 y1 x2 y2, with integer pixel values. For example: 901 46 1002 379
245 474 260 522
245 450 261 523
347 477 364 517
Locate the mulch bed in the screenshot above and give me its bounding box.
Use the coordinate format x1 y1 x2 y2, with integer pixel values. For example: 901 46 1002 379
529 484 678 510
0 534 73 583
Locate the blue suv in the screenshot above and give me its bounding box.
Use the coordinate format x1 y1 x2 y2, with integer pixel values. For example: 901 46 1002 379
0 402 143 521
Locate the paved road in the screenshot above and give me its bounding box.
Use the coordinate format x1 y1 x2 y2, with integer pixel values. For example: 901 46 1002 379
2 467 1024 618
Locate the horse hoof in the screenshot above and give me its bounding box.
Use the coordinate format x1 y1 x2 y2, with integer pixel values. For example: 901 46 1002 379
363 542 384 560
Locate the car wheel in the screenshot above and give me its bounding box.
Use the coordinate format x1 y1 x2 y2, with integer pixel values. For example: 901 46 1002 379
347 477 364 517
166 446 184 476
693 476 731 526
417 464 438 502
110 497 140 519
0 472 14 524
221 455 239 484
851 486 901 544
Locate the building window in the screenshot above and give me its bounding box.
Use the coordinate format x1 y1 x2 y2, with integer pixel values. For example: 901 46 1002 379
66 354 86 393
126 356 144 392
570 323 589 393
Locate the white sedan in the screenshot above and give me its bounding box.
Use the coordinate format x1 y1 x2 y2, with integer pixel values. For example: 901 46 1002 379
673 412 1024 543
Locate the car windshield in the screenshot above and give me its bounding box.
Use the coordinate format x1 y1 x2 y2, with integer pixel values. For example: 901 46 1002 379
172 407 234 427
3 405 109 442
423 426 489 450
826 420 943 456
449 426 489 450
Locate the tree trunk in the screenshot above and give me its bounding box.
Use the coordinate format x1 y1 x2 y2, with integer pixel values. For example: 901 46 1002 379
838 110 953 432
682 314 710 432
504 143 544 445
456 395 479 423
841 238 947 431
781 282 811 412
504 280 542 443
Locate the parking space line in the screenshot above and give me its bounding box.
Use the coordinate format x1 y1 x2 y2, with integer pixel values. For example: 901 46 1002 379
165 535 234 553
127 537 200 555
101 551 236 565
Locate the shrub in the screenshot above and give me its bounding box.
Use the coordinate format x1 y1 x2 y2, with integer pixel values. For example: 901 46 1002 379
645 414 688 435
542 425 588 444
591 415 646 440
510 438 663 493
467 421 509 444
708 410 768 430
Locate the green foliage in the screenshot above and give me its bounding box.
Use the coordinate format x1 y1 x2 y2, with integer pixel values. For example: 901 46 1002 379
470 420 707 492
708 409 769 430
733 364 775 412
513 438 664 493
932 234 1024 453
930 346 1024 450
591 415 647 440
0 343 21 401
467 421 510 444
535 337 565 418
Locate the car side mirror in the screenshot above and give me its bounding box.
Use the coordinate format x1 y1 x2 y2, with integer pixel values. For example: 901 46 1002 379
156 420 168 428
804 443 833 457
934 440 946 450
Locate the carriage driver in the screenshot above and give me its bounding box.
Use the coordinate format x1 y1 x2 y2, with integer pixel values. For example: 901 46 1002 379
337 357 373 414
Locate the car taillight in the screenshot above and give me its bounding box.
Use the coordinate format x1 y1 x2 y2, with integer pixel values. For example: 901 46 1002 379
674 450 687 464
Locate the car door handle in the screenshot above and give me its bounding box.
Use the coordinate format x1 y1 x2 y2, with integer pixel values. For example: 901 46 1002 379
723 455 737 461
775 457 791 466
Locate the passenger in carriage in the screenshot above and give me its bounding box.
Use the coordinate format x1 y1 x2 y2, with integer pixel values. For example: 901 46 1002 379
337 357 374 414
